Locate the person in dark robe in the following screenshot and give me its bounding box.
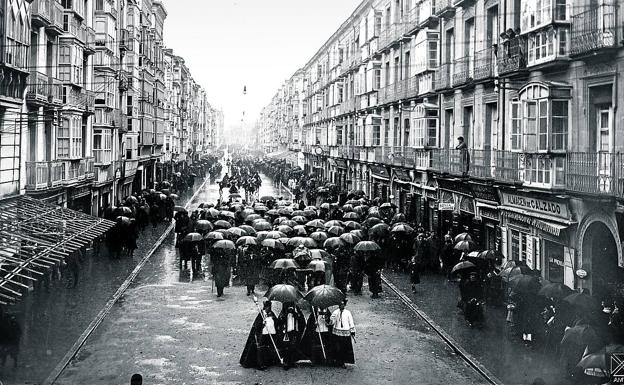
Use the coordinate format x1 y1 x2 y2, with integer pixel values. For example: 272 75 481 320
239 245 260 295
300 307 332 365
364 251 383 298
277 302 306 370
332 247 350 294
240 300 280 370
349 250 365 295
212 249 232 297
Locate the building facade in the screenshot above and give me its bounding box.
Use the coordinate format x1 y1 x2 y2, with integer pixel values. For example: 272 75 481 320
260 0 624 302
8 0 215 214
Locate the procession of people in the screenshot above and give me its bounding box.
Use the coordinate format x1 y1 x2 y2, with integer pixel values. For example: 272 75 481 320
165 150 624 379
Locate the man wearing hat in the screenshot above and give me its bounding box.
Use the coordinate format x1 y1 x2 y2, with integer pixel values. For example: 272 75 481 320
240 300 279 370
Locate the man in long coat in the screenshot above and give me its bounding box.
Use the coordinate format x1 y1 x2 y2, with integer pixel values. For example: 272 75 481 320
212 249 232 297
240 301 279 370
239 245 260 296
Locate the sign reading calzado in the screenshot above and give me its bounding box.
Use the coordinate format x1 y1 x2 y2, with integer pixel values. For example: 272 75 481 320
501 192 569 219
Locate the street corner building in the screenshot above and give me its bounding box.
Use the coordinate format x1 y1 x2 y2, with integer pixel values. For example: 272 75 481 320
0 0 223 296
257 0 624 303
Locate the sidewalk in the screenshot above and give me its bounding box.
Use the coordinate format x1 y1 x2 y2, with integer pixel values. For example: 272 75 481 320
383 270 572 385
1 178 207 385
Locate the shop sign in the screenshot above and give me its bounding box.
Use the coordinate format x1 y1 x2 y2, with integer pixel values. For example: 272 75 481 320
393 168 412 182
459 197 475 215
438 202 455 211
436 178 473 197
479 206 499 222
471 183 499 203
500 192 569 219
335 159 348 169
502 211 567 237
72 186 91 199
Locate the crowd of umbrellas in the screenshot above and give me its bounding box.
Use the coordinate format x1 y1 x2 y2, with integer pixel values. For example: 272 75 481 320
441 231 624 383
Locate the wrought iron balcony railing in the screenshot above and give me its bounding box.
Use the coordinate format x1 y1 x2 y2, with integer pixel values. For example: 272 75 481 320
435 63 452 90
497 37 527 76
570 4 618 57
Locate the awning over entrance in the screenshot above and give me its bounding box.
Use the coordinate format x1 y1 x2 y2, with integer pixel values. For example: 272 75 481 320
0 196 116 305
393 168 412 182
369 165 390 181
335 159 348 169
266 150 298 166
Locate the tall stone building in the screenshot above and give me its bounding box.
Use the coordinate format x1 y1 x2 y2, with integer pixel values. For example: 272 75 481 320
260 0 624 302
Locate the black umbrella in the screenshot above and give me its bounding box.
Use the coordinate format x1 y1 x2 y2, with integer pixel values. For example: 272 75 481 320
538 282 573 299
323 237 345 250
239 225 257 236
212 240 236 250
339 233 361 245
369 223 390 238
310 231 328 243
499 264 533 282
236 236 258 246
269 258 298 269
292 215 307 224
253 221 272 231
214 220 232 229
477 249 504 260
304 285 345 309
262 239 285 250
561 324 599 346
227 227 248 239
183 232 203 242
354 241 380 252
564 292 602 313
327 226 345 236
363 217 383 228
454 232 473 243
508 274 542 297
324 220 344 228
195 220 213 231
344 221 362 230
264 284 303 303
391 223 414 234
305 219 326 229
454 240 476 252
343 212 360 220
451 261 477 275
204 231 224 241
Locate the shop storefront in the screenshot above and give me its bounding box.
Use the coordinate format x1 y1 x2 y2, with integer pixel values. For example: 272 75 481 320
471 182 501 251
68 184 92 215
391 168 412 212
498 189 575 287
369 164 390 201
436 177 476 240
335 159 348 190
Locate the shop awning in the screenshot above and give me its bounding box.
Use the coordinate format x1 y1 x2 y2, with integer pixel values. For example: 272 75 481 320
393 169 412 182
369 165 390 181
335 159 348 169
266 150 298 166
500 206 574 237
0 196 116 305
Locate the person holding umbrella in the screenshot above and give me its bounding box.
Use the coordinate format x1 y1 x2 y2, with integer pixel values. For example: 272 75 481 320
277 302 306 370
329 299 356 367
239 243 260 296
301 307 332 365
211 240 235 297
239 300 280 370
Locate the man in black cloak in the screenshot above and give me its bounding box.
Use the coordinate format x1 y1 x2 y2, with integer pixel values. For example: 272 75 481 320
300 307 332 365
239 300 280 370
277 302 307 370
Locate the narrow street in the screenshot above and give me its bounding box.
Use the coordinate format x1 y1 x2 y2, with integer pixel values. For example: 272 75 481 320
9 174 488 385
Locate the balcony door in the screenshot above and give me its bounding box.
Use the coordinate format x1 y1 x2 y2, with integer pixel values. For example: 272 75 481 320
596 105 613 191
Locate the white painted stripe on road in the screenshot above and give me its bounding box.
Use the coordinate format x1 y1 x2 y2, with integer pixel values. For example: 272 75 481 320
42 178 209 385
